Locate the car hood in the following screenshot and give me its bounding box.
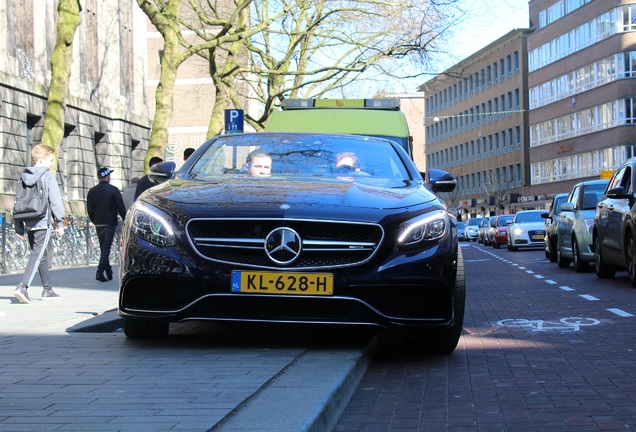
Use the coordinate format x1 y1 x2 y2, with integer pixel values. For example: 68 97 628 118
142 177 438 214
511 222 544 230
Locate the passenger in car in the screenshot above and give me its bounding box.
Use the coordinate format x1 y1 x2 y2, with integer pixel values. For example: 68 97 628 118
335 151 361 173
246 150 272 177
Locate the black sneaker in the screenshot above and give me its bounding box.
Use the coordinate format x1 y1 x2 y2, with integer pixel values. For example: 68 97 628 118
41 289 61 300
106 269 113 280
96 271 108 282
14 284 31 304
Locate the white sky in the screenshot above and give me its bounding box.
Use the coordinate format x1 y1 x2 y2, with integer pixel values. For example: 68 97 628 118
445 0 531 67
330 0 533 97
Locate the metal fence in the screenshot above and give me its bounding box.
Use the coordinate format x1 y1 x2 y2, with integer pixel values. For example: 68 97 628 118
0 213 121 274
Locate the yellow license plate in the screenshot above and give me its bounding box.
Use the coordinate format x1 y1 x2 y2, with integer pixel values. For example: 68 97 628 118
533 234 545 240
231 271 333 295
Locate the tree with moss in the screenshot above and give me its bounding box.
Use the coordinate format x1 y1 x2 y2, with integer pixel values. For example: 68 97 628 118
41 0 82 172
137 0 286 171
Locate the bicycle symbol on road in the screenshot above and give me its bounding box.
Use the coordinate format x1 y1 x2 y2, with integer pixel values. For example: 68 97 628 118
497 317 600 333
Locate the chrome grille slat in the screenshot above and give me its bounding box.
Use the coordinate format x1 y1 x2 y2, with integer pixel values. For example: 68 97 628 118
186 218 384 270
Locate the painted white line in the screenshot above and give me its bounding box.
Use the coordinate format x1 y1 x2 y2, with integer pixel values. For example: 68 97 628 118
518 266 525 269
526 270 535 274
534 274 544 279
545 280 557 284
608 308 635 317
560 285 575 291
580 294 599 301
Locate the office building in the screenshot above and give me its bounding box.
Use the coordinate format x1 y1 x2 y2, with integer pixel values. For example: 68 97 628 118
420 29 532 218
0 0 150 212
528 0 636 197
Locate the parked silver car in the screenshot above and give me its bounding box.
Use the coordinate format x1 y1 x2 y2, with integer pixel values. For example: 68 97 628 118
556 180 608 271
466 217 484 242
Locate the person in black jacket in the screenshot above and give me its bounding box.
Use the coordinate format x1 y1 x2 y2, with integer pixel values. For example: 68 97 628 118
86 167 126 282
134 157 163 200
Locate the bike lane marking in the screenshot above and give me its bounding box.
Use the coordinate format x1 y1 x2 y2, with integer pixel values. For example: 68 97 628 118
608 308 635 317
497 317 601 333
471 244 635 319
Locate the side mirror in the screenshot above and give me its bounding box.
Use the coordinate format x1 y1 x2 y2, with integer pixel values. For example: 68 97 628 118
423 168 457 193
560 202 574 212
148 161 176 184
540 212 549 219
606 186 629 198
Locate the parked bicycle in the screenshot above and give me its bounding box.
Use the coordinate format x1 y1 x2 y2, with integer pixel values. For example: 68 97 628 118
1 212 122 274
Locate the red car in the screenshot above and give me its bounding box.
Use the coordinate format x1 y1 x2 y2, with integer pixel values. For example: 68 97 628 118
489 214 515 249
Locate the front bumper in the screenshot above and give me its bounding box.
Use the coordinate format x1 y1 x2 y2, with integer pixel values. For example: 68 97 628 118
119 235 459 330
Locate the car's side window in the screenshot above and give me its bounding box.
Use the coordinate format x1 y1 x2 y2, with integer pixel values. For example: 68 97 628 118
622 166 632 194
608 167 625 191
569 186 580 209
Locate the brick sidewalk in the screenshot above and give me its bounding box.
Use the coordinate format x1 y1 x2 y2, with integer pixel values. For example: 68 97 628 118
0 265 376 431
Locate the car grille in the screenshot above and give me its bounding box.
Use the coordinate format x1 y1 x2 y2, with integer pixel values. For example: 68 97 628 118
187 218 383 269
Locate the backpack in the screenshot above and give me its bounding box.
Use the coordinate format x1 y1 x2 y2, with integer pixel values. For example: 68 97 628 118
13 176 48 221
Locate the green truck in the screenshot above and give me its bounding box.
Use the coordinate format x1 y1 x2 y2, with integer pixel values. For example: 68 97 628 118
264 98 414 159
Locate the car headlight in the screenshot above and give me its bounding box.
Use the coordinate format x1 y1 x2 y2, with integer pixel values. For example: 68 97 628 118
396 210 448 252
130 203 176 247
511 227 526 236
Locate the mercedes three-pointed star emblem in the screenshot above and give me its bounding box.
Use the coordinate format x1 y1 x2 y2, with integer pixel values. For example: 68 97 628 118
265 227 302 265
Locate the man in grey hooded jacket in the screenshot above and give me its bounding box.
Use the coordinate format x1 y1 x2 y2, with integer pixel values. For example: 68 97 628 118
14 144 65 303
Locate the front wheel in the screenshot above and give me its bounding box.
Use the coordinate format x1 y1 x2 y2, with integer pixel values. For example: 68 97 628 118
548 237 558 262
406 248 465 355
594 235 616 279
572 239 588 272
557 245 571 268
627 234 636 287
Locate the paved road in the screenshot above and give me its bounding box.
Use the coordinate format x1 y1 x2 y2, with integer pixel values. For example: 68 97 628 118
6 242 636 431
0 265 377 432
335 242 636 431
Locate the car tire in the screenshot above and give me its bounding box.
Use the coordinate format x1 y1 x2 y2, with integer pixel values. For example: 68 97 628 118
548 237 558 262
494 241 500 249
508 242 516 251
123 319 169 339
573 239 588 272
557 244 571 268
627 234 636 287
406 248 465 355
594 235 616 279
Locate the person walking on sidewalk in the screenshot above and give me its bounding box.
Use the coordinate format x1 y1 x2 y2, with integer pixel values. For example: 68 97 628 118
13 144 65 303
86 167 126 282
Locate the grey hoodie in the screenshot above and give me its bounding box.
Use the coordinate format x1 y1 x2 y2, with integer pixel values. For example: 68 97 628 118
14 167 65 234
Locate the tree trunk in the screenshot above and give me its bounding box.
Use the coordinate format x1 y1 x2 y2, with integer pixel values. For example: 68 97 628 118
146 33 180 171
41 0 82 172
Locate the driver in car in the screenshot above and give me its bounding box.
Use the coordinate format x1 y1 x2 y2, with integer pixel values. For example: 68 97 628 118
246 150 272 177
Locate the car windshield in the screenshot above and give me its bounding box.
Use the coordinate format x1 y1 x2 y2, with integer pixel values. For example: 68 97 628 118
497 216 514 226
514 211 544 223
188 133 411 187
